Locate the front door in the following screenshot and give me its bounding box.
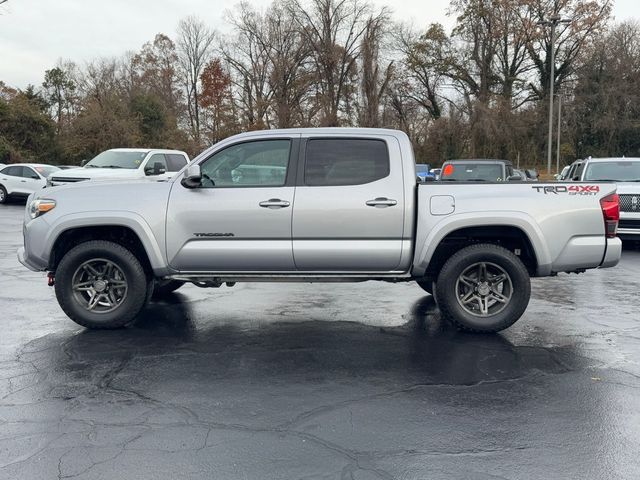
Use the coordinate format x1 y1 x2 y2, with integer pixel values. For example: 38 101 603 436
292 136 405 271
166 138 298 272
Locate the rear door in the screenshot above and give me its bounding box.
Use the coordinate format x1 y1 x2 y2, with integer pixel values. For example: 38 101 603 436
0 166 23 195
292 136 405 271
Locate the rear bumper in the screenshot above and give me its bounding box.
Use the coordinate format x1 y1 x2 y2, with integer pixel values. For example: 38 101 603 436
600 237 622 268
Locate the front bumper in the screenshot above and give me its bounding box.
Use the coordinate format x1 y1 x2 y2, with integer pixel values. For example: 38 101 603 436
17 246 41 272
600 237 622 268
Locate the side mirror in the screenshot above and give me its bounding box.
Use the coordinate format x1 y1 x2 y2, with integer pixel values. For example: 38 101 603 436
81 159 88 167
554 174 562 181
146 162 167 176
507 175 521 182
181 164 202 189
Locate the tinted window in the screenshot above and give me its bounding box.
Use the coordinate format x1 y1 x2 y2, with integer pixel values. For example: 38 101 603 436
2 166 23 177
200 140 291 188
22 167 40 179
167 154 188 172
304 139 389 186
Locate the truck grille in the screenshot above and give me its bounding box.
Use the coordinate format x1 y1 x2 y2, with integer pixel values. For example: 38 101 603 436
618 219 640 229
49 176 90 186
619 194 640 212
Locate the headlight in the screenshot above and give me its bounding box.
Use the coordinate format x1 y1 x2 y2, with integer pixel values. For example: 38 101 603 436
28 199 56 219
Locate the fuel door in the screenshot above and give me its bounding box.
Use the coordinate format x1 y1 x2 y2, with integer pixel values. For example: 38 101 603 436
430 195 455 216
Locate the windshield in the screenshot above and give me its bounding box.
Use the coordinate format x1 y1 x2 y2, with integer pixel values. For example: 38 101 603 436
33 165 60 177
85 150 148 169
583 161 640 181
440 163 504 181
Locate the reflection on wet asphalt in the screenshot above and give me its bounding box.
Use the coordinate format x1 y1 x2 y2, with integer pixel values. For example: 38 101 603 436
1 203 639 479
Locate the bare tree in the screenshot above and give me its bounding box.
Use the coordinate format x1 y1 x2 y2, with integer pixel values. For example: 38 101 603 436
358 11 393 127
287 0 373 126
177 16 216 144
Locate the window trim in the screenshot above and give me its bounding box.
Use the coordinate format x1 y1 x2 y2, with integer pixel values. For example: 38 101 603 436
299 137 391 187
194 138 299 189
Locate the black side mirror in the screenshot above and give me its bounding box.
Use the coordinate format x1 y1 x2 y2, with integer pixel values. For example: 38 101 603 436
507 175 522 181
181 164 202 188
146 162 166 176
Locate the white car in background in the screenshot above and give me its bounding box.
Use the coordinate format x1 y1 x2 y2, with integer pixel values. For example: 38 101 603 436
47 148 189 187
0 163 60 204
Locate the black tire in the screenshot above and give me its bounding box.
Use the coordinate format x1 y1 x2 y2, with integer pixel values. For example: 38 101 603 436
152 279 185 298
416 279 435 295
54 240 149 329
435 243 531 333
0 185 7 204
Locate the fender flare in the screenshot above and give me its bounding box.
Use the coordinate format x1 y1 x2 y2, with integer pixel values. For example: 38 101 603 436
412 212 552 277
45 211 167 272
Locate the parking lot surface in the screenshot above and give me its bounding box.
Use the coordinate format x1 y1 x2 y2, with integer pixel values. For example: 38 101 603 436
1 202 640 479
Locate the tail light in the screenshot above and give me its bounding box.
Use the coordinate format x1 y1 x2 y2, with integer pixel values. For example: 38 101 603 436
600 193 619 238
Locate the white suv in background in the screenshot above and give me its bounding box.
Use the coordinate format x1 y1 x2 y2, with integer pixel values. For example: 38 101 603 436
0 163 60 204
47 148 189 187
574 157 640 238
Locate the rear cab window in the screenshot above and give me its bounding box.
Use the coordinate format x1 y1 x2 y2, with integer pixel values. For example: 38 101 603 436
304 138 390 186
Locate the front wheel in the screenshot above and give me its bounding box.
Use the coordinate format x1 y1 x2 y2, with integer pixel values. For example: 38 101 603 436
54 240 149 329
435 243 531 333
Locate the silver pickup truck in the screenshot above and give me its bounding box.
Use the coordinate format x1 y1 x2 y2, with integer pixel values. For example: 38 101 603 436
18 128 622 333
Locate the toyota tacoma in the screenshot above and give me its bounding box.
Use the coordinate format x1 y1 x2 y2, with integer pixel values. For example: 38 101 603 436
18 128 622 332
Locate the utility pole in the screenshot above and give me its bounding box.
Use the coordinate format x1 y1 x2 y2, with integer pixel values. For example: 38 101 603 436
538 14 571 176
556 94 562 174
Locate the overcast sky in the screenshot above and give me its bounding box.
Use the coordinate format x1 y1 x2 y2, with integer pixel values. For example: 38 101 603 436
0 0 637 88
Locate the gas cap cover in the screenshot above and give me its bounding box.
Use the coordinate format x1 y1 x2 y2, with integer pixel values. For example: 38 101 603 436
430 195 455 215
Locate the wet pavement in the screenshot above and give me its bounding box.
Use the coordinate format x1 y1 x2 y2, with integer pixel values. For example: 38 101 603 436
1 202 640 479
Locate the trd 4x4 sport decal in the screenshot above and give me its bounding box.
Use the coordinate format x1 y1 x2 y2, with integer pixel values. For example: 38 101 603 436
532 185 600 195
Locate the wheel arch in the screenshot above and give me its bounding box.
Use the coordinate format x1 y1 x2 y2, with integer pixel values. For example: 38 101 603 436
413 220 546 280
46 214 166 275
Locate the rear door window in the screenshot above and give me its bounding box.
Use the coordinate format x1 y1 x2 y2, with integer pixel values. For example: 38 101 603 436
167 154 188 172
304 138 389 186
2 166 23 177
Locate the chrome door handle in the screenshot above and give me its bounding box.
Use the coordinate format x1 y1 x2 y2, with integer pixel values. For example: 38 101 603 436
259 198 290 209
366 197 397 207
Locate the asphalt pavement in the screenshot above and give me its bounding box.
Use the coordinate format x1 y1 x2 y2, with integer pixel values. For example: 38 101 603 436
1 202 639 479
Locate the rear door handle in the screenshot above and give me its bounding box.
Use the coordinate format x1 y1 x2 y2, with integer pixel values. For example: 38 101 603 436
366 197 397 207
259 198 290 209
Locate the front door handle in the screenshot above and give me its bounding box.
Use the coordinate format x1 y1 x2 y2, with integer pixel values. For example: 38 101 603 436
366 197 397 207
259 198 290 209
21 180 27 183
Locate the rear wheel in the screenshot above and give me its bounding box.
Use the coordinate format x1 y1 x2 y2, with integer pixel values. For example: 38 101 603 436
0 186 7 204
435 243 530 333
54 240 149 329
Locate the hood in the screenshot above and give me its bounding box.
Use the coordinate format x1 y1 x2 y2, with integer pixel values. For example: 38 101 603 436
613 182 640 194
50 167 142 179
